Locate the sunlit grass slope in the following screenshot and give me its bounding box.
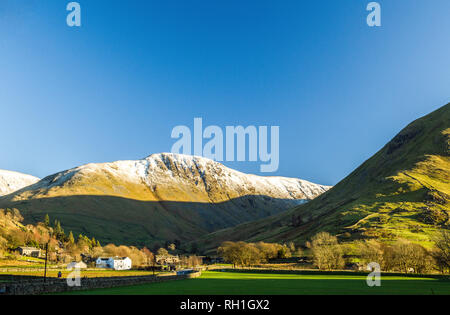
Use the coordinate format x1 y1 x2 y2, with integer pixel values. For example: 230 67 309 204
197 103 450 250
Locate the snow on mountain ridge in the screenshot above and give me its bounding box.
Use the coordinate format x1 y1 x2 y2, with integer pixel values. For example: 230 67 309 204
143 153 330 200
28 153 330 202
0 170 40 196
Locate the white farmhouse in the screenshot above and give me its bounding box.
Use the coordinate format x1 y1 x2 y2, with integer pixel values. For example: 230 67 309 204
96 257 132 270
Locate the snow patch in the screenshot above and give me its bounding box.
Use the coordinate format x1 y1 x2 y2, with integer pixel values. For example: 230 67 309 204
0 170 40 196
13 153 331 201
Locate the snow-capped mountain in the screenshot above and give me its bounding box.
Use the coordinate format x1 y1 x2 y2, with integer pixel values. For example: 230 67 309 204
20 153 330 202
1 153 330 246
0 170 39 196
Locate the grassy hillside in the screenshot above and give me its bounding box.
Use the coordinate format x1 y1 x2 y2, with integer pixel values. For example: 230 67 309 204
197 103 450 251
0 195 305 247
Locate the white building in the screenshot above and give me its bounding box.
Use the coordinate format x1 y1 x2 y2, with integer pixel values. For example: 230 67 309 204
96 257 132 270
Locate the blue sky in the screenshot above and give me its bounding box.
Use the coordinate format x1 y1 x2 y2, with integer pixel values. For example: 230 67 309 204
0 0 449 186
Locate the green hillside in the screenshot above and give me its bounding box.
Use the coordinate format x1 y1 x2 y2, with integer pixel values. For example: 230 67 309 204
197 103 450 251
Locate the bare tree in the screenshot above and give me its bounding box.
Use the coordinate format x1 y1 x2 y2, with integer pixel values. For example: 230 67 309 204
218 241 264 267
391 239 434 274
310 232 345 270
357 240 385 268
432 230 450 273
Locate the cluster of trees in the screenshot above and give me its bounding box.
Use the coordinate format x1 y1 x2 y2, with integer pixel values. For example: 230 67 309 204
0 209 142 265
0 209 108 264
357 232 450 274
217 241 299 266
308 231 450 274
307 232 345 270
216 231 450 274
0 208 203 268
433 230 450 273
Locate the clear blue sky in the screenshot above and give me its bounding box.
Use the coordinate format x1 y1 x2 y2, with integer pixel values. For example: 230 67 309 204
0 0 449 186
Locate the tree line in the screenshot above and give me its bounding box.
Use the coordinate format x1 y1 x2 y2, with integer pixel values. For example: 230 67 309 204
0 208 201 268
218 241 299 267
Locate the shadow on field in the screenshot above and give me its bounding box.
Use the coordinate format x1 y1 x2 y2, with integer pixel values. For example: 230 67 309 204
65 273 450 295
0 194 300 246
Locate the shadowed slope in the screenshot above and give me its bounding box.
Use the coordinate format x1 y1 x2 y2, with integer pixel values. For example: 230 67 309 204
0 195 304 246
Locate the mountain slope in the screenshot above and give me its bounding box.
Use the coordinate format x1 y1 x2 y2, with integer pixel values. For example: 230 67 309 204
0 170 39 196
0 153 330 246
197 103 450 251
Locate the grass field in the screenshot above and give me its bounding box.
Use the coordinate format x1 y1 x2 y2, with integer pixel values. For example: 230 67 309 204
61 271 450 295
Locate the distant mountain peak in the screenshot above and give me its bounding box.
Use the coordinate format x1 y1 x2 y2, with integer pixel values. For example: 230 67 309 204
26 153 330 202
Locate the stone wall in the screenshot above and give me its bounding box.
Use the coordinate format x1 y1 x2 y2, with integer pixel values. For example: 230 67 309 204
0 271 201 295
213 268 449 279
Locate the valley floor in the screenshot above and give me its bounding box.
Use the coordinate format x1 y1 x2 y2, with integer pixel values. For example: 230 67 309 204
59 270 450 295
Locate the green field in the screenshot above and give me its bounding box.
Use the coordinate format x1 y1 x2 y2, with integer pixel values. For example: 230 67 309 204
61 271 450 295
